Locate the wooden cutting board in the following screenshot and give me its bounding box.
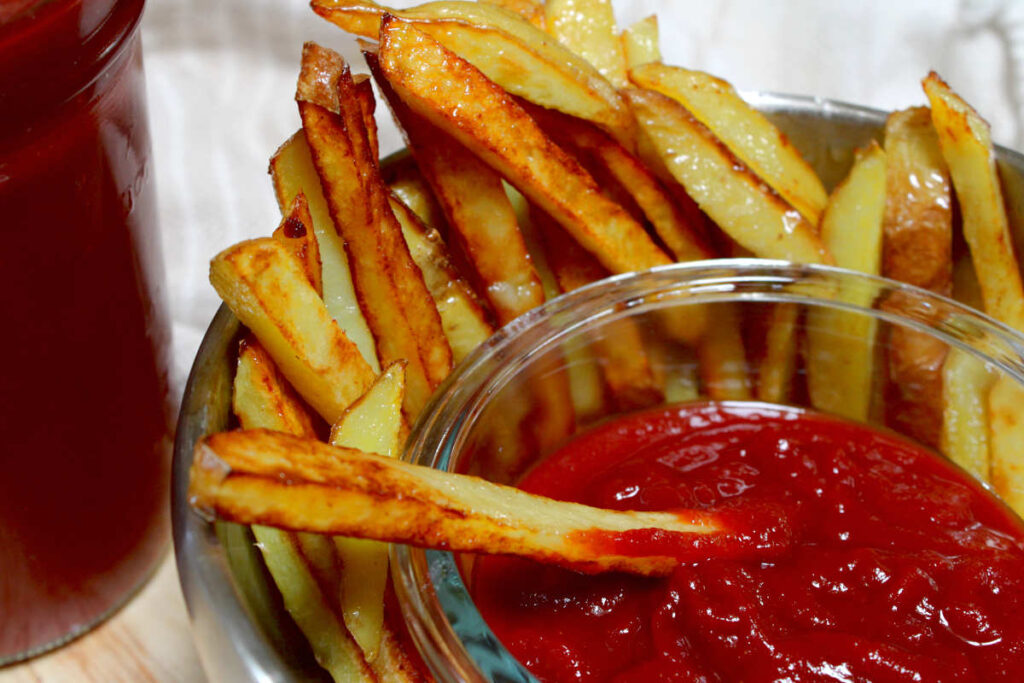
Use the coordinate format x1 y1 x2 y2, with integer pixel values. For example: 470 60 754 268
0 555 204 683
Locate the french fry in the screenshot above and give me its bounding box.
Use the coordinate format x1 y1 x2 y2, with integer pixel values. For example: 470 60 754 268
329 363 406 663
250 527 374 680
190 429 789 576
481 0 546 30
384 158 449 232
629 63 829 225
531 106 712 263
881 107 952 447
311 0 634 144
533 206 663 410
545 0 627 88
698 304 753 401
270 132 380 371
622 15 659 69
210 239 375 424
352 73 379 159
374 19 672 275
756 303 799 404
297 43 452 418
232 338 371 682
389 195 494 363
924 72 1024 512
806 142 886 421
624 87 830 265
368 57 545 325
941 349 995 482
271 192 322 297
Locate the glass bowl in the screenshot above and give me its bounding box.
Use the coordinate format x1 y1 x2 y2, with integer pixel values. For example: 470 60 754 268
172 93 1024 681
395 259 1024 681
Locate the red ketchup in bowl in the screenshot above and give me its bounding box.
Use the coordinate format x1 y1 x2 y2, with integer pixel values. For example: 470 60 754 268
472 402 1024 681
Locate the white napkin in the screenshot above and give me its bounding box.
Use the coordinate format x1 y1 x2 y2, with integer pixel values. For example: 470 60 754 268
142 0 1024 400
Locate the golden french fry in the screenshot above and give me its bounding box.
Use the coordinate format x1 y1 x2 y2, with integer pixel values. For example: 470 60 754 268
629 63 828 225
481 0 545 29
232 338 370 682
533 206 663 410
756 303 799 404
190 429 785 576
210 239 375 425
270 132 380 371
329 362 406 663
352 73 379 160
312 0 634 144
924 73 1024 330
545 0 627 88
941 349 995 482
624 87 830 265
698 304 752 401
622 15 659 68
531 106 712 263
881 106 953 447
924 72 1024 512
389 196 494 363
806 142 886 421
374 19 672 275
271 192 322 297
385 159 449 232
369 59 545 325
250 527 374 680
297 43 452 418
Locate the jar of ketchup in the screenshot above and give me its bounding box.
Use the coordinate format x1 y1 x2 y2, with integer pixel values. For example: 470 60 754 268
0 0 172 664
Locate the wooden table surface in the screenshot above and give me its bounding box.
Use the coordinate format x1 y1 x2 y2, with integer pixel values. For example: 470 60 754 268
0 554 205 683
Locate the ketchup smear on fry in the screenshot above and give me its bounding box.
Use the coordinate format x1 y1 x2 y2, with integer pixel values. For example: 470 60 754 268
472 402 1024 681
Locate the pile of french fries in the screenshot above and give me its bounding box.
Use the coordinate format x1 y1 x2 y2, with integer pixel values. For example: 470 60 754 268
188 0 1024 679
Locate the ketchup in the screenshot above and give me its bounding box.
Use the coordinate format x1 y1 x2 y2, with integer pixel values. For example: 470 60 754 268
0 0 171 662
473 402 1024 681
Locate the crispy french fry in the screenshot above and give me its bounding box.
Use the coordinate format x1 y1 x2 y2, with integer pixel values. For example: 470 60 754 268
190 429 788 576
941 349 995 482
369 58 545 325
312 0 634 144
389 195 494 363
622 15 659 68
806 142 886 421
250 527 374 680
352 73 379 159
624 87 830 265
924 72 1024 512
481 0 545 29
329 363 406 663
385 159 449 232
374 19 672 275
698 304 752 401
272 192 322 297
756 303 799 404
925 73 1024 330
270 132 380 371
232 339 370 682
881 107 953 447
533 206 663 409
630 63 828 225
210 239 375 424
545 0 627 88
531 106 712 263
297 44 452 418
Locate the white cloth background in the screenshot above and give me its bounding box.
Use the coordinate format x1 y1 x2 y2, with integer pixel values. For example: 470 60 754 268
141 0 1024 401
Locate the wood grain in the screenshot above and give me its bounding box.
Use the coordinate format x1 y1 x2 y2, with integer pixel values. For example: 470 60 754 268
0 556 204 683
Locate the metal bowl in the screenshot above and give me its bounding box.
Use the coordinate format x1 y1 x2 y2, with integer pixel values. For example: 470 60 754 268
172 93 1024 681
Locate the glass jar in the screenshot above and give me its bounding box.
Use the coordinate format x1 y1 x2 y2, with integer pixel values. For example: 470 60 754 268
0 0 172 664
